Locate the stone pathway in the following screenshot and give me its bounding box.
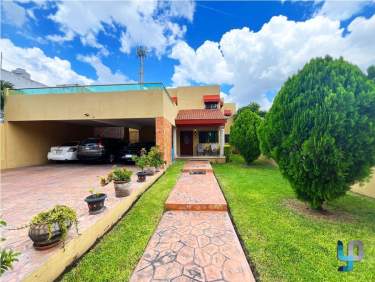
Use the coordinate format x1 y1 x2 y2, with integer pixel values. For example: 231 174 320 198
130 161 255 282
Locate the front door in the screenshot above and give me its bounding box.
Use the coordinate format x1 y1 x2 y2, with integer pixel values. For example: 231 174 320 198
180 131 193 156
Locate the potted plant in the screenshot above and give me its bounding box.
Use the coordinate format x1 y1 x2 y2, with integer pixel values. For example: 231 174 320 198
148 146 164 172
133 148 148 182
1 219 20 274
28 205 78 250
84 188 107 215
101 167 133 197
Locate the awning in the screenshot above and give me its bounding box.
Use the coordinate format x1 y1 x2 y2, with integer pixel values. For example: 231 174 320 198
203 95 220 103
176 109 226 126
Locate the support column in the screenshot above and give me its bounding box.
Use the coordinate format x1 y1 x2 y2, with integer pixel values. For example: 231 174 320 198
173 126 177 159
155 117 172 165
219 126 225 157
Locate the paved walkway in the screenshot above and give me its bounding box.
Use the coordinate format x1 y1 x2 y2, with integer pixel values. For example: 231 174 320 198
131 161 255 282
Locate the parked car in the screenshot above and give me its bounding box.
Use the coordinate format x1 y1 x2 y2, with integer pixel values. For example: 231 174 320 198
47 141 79 161
78 138 125 163
119 142 155 162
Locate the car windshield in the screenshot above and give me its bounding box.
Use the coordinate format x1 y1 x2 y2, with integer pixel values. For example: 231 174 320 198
62 142 78 146
80 138 99 145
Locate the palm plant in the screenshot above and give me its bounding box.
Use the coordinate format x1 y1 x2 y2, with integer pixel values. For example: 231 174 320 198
0 80 14 111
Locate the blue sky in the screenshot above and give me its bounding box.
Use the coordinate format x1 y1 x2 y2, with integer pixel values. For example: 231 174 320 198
1 1 375 108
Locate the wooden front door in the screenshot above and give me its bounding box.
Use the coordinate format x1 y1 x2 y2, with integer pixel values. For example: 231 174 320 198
180 131 193 156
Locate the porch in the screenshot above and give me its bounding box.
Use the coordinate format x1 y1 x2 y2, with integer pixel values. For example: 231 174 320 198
172 109 226 162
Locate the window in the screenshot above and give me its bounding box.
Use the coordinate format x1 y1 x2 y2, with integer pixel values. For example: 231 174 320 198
205 102 218 109
225 134 230 143
199 131 218 143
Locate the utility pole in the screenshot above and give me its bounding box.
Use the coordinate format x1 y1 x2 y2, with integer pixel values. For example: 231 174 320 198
136 46 147 84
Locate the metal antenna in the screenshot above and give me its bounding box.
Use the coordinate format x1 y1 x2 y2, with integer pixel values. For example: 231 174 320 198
136 46 147 84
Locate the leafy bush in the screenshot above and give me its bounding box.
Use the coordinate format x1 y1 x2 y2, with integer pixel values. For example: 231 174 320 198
147 146 165 169
102 167 132 184
259 56 375 209
31 205 78 240
230 109 262 164
132 148 149 171
0 219 19 275
224 144 232 162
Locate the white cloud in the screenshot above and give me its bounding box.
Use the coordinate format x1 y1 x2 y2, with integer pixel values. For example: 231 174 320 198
315 0 374 21
77 54 133 84
0 38 93 86
170 14 375 109
2 0 28 27
170 40 233 85
46 0 195 56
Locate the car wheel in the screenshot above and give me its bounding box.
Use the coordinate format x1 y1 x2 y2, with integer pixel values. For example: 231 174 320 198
108 154 115 164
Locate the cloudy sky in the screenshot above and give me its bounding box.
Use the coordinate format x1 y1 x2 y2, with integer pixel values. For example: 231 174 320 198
1 0 375 109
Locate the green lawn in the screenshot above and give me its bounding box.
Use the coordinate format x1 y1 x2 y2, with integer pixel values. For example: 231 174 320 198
61 161 184 282
213 155 375 282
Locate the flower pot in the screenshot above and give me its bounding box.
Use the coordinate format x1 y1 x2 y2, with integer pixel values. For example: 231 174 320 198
137 171 147 182
84 193 107 215
145 167 155 176
114 181 131 197
29 222 68 250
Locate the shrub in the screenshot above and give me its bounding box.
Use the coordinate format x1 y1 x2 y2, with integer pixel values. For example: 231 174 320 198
132 148 149 171
259 56 375 209
224 144 232 162
230 109 262 164
31 205 78 240
147 146 165 169
0 219 19 275
101 167 132 185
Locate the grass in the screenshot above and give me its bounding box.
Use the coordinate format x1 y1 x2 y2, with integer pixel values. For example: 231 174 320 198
61 161 184 282
213 155 375 282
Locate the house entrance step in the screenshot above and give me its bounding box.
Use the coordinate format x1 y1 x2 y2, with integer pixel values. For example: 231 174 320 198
181 160 213 173
130 211 255 282
165 171 227 211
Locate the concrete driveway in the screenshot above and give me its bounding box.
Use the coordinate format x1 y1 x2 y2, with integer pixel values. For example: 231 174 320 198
1 163 137 248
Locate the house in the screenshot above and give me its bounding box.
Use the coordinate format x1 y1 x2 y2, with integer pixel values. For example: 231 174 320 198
0 83 235 169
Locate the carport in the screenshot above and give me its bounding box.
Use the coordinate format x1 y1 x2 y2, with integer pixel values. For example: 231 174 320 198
1 83 177 169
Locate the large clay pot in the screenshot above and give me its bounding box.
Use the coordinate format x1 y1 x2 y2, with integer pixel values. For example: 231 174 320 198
137 171 147 182
84 193 107 215
29 222 69 250
114 181 131 197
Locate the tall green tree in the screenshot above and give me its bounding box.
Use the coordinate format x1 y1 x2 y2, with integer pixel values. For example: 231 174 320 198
0 80 13 111
368 65 375 82
230 108 262 164
234 102 267 120
259 56 375 210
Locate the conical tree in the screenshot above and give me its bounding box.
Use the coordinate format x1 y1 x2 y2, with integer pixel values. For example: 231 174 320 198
259 56 375 210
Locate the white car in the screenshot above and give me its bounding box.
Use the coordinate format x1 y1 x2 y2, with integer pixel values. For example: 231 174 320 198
47 141 79 161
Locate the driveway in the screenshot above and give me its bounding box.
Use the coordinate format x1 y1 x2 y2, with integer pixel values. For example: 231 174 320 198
1 163 137 248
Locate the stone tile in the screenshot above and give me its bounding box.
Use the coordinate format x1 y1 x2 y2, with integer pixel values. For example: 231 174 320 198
182 160 213 173
165 171 227 211
130 211 255 282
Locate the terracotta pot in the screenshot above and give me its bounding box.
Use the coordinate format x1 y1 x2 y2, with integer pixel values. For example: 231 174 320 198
84 193 107 215
29 222 69 250
137 171 147 182
114 180 131 197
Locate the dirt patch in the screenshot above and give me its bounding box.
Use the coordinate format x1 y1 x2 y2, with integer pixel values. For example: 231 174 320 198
283 199 356 223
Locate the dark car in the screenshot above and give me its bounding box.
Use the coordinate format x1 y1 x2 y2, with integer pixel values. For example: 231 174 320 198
78 138 125 163
119 142 155 162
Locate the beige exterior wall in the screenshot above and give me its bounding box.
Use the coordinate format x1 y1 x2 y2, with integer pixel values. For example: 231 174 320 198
351 169 375 198
1 121 94 169
222 103 237 135
168 85 220 110
5 89 176 125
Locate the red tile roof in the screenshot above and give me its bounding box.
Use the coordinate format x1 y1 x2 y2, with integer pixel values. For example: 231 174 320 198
176 109 226 126
176 109 226 120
